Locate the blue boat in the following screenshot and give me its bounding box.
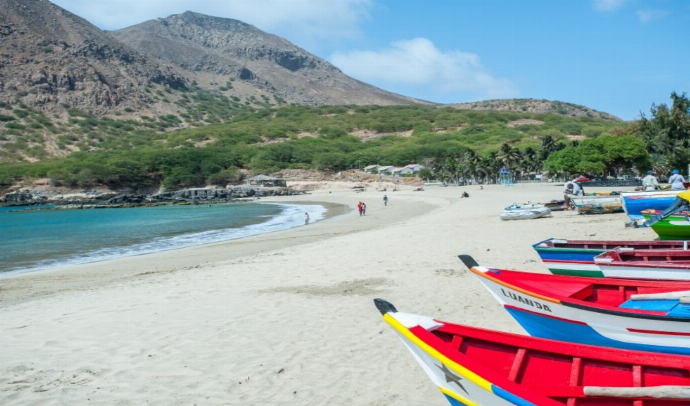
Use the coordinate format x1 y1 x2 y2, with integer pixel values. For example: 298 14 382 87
621 190 681 221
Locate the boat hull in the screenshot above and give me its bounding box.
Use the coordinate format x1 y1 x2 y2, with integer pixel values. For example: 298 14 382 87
594 248 690 280
471 266 690 355
642 212 690 240
622 190 680 220
384 314 521 406
500 204 551 220
569 195 623 214
378 298 690 406
532 238 690 277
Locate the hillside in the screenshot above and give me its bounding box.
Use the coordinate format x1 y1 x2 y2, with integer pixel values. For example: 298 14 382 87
0 0 187 115
111 11 425 107
450 99 621 121
0 1 626 164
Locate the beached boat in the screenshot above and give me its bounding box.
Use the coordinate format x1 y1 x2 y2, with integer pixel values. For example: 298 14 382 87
375 298 690 406
532 238 688 277
622 190 681 221
642 209 690 240
591 247 690 280
568 194 623 214
459 255 690 355
500 203 551 220
543 199 567 211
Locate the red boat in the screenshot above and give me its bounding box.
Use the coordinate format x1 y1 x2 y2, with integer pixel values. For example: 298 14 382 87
376 298 690 406
594 247 690 280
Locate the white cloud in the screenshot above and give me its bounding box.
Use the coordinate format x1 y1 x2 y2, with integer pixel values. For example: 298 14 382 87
637 9 668 22
330 38 518 101
593 0 625 12
49 0 372 47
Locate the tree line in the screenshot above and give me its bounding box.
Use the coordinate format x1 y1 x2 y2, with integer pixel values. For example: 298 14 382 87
0 93 687 191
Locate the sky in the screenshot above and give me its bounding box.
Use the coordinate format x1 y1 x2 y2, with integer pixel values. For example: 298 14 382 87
49 0 690 121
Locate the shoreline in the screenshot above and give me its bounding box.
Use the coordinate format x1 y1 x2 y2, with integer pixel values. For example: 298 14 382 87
0 184 660 405
0 192 437 306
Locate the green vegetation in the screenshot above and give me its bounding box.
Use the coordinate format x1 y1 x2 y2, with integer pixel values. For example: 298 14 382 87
632 92 690 177
2 92 688 191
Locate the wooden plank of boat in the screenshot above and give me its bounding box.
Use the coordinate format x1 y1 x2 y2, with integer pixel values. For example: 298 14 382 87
594 247 690 280
531 238 689 277
458 254 690 355
375 298 690 406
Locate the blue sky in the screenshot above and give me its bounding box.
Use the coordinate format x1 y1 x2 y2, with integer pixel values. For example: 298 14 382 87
50 0 689 121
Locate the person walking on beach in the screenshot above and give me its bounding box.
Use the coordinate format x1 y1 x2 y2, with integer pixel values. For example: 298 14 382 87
668 169 686 190
383 194 388 206
362 202 367 215
357 201 363 216
304 212 310 225
642 170 659 191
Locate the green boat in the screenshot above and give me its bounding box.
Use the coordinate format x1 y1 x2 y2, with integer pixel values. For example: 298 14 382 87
642 209 690 240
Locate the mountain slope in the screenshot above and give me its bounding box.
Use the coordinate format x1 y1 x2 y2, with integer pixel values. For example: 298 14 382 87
0 0 187 115
111 11 425 107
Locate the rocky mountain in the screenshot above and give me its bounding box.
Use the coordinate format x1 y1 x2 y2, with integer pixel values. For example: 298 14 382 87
110 11 423 107
0 0 187 116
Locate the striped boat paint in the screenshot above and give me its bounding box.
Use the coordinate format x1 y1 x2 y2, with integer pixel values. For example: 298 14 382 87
377 297 690 405
382 311 538 406
533 238 690 278
468 264 690 355
621 190 680 221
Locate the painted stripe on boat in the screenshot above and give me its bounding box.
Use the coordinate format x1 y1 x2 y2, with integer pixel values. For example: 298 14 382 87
504 304 587 325
383 313 492 393
562 301 683 321
547 268 605 277
627 328 690 336
384 313 539 405
491 385 538 406
470 267 561 304
439 387 480 406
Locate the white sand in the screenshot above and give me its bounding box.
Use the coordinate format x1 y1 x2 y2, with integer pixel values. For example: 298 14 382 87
0 183 656 405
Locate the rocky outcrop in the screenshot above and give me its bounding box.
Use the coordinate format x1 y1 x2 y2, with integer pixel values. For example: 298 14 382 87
0 186 305 208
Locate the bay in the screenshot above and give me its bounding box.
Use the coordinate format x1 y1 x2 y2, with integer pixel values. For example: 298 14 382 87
0 202 325 275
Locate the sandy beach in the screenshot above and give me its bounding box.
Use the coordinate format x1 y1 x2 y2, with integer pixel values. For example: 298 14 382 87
0 183 657 405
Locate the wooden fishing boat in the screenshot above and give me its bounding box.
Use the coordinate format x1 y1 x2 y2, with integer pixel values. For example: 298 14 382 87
592 247 690 280
622 190 681 221
533 238 688 277
459 255 690 355
568 194 623 214
642 209 690 240
500 203 551 220
543 199 567 211
375 298 690 406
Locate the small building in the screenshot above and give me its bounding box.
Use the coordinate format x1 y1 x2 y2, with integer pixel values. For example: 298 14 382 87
364 165 381 174
394 167 414 176
404 164 424 173
377 165 395 175
247 175 286 187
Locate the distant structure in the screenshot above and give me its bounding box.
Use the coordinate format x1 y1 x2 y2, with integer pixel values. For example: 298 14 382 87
247 175 286 187
364 164 424 176
499 168 513 187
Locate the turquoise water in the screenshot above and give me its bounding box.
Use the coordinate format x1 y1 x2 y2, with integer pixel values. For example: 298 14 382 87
0 202 325 274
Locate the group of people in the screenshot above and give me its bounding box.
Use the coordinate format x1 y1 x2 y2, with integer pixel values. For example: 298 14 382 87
562 170 687 206
357 201 367 216
643 169 686 191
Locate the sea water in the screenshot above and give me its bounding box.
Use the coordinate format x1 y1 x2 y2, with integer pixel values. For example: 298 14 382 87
0 202 326 275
